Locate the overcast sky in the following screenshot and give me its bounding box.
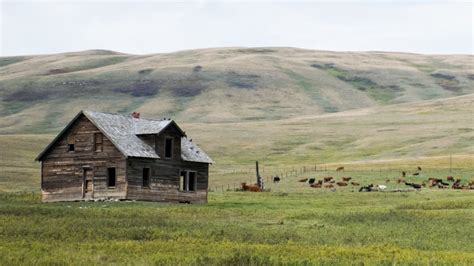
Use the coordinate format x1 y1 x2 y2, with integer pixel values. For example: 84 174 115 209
0 1 472 56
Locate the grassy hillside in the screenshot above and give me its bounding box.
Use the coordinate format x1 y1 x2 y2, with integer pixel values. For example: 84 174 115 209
1 94 472 192
0 48 473 133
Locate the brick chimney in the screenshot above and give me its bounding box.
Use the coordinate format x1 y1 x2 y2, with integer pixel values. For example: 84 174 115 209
131 111 140 119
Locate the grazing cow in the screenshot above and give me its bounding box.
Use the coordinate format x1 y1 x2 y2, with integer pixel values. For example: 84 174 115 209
405 182 422 189
385 178 390 183
310 183 322 188
452 179 462 189
298 178 308 183
324 183 334 188
323 177 333 182
437 183 448 189
241 182 262 192
336 182 348 186
342 177 352 182
413 172 420 176
447 176 455 182
317 180 323 185
397 178 405 184
273 176 281 183
428 178 442 187
336 166 344 171
308 178 316 184
428 179 437 187
350 182 360 186
359 184 374 192
417 166 422 171
402 171 406 177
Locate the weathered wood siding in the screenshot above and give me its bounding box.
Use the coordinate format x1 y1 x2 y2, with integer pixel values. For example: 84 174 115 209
41 115 127 202
126 157 208 203
155 125 182 160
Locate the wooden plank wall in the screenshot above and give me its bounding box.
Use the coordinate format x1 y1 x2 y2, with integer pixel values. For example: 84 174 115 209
41 115 127 202
126 157 209 203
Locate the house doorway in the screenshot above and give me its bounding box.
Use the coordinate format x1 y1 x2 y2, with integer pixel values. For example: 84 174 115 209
83 168 93 198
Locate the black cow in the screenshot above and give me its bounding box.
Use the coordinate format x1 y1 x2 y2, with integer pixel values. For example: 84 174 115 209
273 176 281 183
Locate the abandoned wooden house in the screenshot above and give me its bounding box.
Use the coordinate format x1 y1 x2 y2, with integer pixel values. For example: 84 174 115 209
35 110 213 203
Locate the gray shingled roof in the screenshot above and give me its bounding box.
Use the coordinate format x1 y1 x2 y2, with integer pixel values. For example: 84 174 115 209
84 111 161 159
36 110 213 164
181 138 214 164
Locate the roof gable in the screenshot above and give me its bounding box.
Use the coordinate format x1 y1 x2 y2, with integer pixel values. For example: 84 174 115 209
35 111 87 161
36 110 213 164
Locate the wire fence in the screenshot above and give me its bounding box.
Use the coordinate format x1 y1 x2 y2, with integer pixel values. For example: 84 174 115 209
208 161 468 193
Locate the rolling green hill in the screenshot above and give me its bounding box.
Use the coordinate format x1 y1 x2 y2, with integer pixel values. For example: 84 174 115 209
0 48 473 134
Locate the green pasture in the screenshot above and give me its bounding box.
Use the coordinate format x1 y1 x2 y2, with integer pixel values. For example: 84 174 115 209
0 190 473 265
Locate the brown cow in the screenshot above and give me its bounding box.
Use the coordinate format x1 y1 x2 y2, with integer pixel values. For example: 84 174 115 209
241 182 261 192
336 166 344 171
351 182 360 186
447 176 455 182
323 177 333 182
336 182 348 186
385 178 390 183
342 177 352 182
324 183 334 188
397 178 405 184
298 178 308 183
452 179 463 189
329 180 336 183
310 183 322 188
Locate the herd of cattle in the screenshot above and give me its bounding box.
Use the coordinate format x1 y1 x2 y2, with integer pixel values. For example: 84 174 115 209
240 166 474 192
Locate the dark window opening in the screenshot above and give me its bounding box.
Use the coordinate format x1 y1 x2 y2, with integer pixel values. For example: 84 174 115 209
143 168 150 188
94 133 103 152
165 138 173 158
188 172 196 191
107 168 116 188
179 171 197 192
67 134 75 151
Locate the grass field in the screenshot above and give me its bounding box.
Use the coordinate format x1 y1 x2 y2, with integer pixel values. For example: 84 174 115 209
1 189 473 265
